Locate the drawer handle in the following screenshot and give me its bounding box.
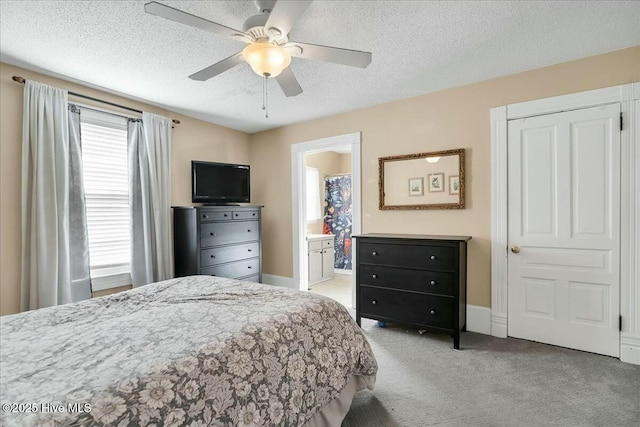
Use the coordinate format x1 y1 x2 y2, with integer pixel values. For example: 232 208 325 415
372 274 378 279
210 255 215 258
252 213 256 216
430 255 437 260
248 249 252 252
248 266 252 269
203 215 208 218
235 213 239 217
247 229 252 232
430 309 436 315
224 214 228 217
372 300 378 305
372 251 378 256
210 232 215 236
430 280 436 285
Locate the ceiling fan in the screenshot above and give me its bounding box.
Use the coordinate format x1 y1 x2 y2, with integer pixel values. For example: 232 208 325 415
144 0 372 98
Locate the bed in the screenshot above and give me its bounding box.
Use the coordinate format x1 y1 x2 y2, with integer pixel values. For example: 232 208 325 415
0 275 377 426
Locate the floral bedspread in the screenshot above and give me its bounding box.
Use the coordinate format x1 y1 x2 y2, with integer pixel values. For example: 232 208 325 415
0 276 377 426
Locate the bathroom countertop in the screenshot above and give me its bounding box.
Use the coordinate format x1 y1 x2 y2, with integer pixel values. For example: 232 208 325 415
306 234 334 241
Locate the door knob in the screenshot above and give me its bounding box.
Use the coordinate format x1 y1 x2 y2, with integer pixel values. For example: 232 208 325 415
511 246 520 254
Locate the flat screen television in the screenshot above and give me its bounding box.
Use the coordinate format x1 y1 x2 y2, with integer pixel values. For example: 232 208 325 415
192 161 250 204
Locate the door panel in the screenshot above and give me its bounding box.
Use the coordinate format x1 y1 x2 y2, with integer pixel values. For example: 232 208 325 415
322 248 334 279
522 127 557 236
507 103 620 357
572 119 611 237
308 249 322 284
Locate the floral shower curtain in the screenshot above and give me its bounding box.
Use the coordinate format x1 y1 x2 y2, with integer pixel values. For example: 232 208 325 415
323 174 352 270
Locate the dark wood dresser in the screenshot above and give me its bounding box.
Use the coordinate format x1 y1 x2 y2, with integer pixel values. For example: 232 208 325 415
173 206 262 282
354 233 471 349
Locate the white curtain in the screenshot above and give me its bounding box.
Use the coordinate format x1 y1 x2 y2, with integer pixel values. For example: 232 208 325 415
21 82 91 310
128 112 172 286
67 104 92 301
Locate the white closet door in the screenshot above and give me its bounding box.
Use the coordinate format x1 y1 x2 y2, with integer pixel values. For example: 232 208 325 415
507 103 621 357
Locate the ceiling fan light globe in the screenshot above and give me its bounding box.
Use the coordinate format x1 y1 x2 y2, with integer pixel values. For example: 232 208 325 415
242 42 291 78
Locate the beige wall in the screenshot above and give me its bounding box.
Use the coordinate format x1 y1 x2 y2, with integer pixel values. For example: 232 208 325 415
0 62 250 315
340 153 352 174
249 46 640 308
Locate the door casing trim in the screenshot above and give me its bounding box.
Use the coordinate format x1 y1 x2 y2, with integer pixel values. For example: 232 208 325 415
490 82 640 364
290 132 362 306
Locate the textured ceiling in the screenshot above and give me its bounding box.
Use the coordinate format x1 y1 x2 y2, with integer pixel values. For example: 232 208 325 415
1 1 639 133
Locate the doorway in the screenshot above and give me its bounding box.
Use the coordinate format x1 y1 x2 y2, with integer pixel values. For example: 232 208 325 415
291 132 362 308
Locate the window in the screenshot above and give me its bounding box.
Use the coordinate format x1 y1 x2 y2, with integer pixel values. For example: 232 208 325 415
306 167 321 223
80 109 130 290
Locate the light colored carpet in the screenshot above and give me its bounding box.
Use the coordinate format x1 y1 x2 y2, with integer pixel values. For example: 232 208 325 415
342 319 640 427
309 274 353 308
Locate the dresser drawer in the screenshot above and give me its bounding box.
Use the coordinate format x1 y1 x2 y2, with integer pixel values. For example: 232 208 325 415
359 264 455 296
201 221 259 247
199 210 233 221
200 242 260 268
201 258 260 279
241 274 260 283
232 210 260 220
359 286 454 330
308 240 323 250
359 242 456 271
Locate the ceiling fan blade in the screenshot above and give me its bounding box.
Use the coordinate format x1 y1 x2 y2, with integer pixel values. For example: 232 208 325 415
144 1 244 39
189 53 244 81
286 42 372 68
264 0 313 36
275 67 303 97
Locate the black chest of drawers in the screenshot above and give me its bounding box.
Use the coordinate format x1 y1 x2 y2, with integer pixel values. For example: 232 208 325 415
173 206 262 282
354 233 471 349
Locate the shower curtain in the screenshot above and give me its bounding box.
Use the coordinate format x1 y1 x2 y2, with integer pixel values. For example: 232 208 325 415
323 175 352 270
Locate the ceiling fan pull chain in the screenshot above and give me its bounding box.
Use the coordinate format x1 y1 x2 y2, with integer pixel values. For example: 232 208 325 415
262 74 269 118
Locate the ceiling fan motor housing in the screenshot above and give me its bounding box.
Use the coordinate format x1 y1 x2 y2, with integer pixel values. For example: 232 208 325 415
243 13 287 43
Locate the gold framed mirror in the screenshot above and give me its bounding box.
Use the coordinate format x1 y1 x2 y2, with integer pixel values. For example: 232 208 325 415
378 148 465 210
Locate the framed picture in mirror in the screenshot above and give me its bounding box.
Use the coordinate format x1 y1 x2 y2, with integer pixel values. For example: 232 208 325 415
378 148 465 210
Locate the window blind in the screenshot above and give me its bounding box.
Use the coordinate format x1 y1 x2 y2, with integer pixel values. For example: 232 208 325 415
80 110 130 285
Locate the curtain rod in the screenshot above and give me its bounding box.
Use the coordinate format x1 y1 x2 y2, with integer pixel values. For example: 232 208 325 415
12 76 180 125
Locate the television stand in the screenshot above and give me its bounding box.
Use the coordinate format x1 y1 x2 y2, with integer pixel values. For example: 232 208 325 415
203 203 241 206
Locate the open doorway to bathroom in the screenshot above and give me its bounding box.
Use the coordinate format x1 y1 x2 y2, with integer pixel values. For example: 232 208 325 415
290 132 361 309
305 150 352 306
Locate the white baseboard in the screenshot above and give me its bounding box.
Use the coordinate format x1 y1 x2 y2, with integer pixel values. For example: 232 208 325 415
261 274 298 290
620 333 640 365
466 305 491 335
491 313 508 338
